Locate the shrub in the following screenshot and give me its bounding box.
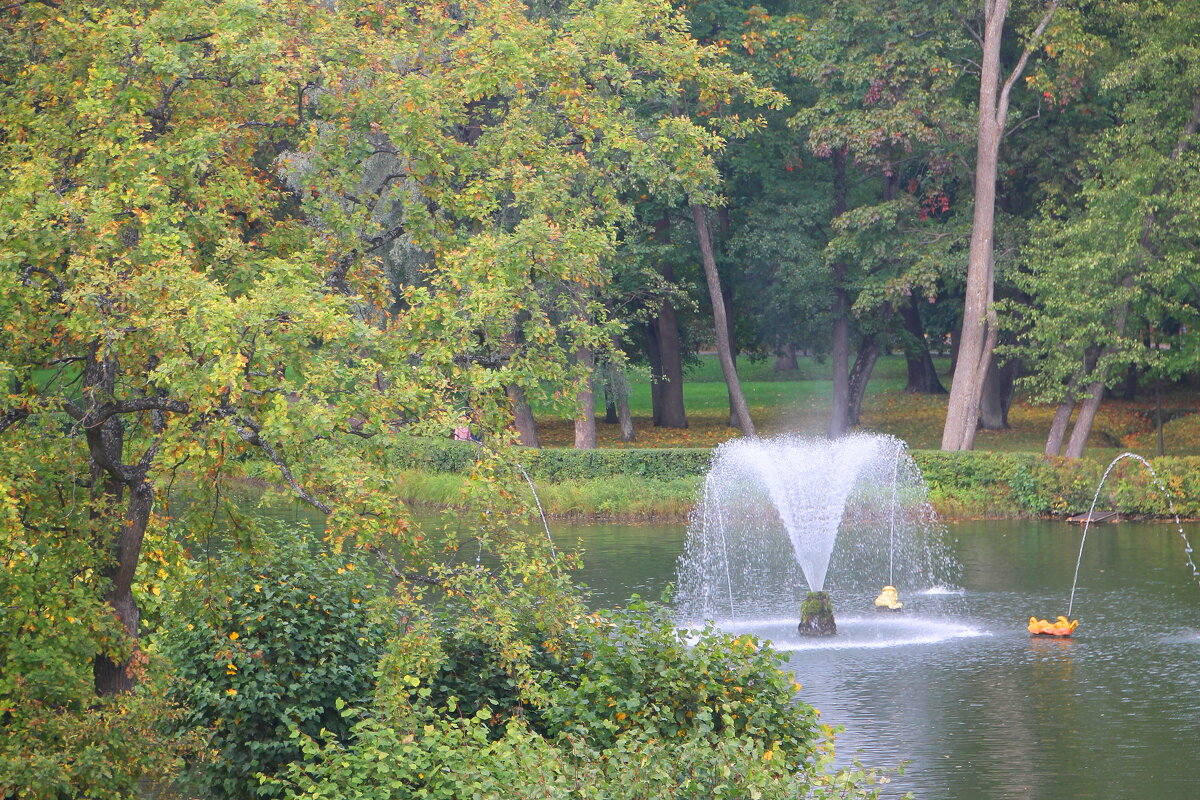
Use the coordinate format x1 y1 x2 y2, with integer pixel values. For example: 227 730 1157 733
386 436 713 482
0 520 186 800
160 531 391 799
272 600 888 800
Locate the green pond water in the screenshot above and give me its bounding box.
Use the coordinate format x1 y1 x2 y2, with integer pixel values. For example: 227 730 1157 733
562 518 1200 800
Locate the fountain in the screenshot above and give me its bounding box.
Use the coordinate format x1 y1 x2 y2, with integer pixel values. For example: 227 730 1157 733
1060 452 1200 624
674 433 959 641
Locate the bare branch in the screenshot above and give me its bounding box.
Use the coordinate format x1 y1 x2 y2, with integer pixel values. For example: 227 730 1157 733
219 410 334 514
997 2 1060 126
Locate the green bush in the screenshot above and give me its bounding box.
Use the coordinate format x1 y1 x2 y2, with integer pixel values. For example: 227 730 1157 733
275 711 887 800
271 600 888 800
160 531 391 800
1 524 185 800
911 451 1200 518
386 436 713 482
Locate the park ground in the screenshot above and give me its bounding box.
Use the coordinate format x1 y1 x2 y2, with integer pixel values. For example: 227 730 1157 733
533 354 1198 459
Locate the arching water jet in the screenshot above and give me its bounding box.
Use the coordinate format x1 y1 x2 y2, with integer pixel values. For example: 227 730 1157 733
1055 453 1200 631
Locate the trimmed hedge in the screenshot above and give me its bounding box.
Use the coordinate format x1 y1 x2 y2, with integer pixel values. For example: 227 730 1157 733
387 436 713 482
913 452 1199 519
388 437 1200 519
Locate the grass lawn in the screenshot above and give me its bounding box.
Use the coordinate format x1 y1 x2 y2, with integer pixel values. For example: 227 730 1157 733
534 354 1196 458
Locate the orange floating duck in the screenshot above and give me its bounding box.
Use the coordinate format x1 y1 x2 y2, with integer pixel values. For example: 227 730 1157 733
1028 615 1079 637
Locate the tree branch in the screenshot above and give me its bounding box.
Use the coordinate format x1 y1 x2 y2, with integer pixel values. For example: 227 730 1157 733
997 2 1060 126
0 407 29 434
219 410 334 514
64 397 191 428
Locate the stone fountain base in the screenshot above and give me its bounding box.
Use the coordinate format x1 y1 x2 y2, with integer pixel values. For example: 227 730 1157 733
798 591 836 636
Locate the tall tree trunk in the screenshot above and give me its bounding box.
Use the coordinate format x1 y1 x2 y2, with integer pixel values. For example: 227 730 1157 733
645 321 664 427
828 151 852 438
574 346 596 449
507 384 540 448
691 203 755 437
718 207 740 428
942 0 1059 451
900 295 946 394
978 356 1016 430
846 333 881 428
649 213 687 429
653 299 688 428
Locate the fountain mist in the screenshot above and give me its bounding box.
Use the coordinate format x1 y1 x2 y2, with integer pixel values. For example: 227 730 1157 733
674 433 957 624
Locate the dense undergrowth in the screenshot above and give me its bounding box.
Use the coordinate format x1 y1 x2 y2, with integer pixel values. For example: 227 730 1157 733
132 530 893 800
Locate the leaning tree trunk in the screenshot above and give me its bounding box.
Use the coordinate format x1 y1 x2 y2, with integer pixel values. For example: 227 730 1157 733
1063 379 1106 459
845 333 882 428
1045 397 1075 457
942 0 1059 451
722 280 740 428
691 203 755 437
1046 346 1097 455
604 362 637 443
718 207 740 429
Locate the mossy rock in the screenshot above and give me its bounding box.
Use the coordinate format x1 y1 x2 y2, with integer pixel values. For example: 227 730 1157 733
798 591 836 637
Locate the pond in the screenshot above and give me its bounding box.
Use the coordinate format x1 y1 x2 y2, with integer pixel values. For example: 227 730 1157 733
557 518 1200 800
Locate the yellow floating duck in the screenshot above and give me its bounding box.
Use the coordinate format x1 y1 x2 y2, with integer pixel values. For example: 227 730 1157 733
874 585 903 611
1028 615 1079 637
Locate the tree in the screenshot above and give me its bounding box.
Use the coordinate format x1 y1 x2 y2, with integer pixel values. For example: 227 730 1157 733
792 0 973 435
940 0 1060 450
1 0 780 697
1010 1 1200 458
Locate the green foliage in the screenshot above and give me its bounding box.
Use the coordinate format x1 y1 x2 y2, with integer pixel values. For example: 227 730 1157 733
389 437 713 481
0 682 186 800
912 451 1200 519
541 602 820 752
1 483 186 799
272 601 892 800
160 531 391 799
275 712 890 800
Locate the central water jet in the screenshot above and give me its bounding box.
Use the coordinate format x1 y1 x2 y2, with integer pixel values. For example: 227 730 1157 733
674 433 955 635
